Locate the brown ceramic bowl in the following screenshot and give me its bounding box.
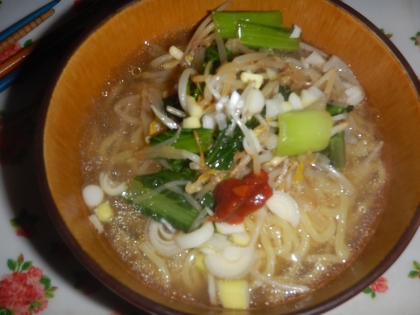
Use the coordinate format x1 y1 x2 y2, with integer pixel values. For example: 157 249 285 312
37 0 420 314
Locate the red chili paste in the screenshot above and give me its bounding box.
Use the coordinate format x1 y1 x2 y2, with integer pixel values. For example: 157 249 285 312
210 170 273 224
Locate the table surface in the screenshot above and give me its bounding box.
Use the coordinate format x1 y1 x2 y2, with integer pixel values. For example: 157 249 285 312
0 0 419 314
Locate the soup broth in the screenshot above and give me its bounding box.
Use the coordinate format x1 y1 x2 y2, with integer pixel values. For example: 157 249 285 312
80 11 387 309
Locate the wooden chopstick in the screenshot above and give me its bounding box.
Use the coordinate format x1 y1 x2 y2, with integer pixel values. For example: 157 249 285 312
0 0 133 93
0 9 55 53
0 0 61 42
0 43 38 78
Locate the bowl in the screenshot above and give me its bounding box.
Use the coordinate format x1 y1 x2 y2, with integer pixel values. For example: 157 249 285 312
37 0 420 314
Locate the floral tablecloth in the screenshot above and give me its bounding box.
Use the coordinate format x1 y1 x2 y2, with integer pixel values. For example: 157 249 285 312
0 0 419 314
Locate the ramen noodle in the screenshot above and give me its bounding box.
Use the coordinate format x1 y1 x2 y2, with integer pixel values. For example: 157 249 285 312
80 7 387 309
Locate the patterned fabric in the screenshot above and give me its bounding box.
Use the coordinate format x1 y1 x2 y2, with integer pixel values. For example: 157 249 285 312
0 0 419 314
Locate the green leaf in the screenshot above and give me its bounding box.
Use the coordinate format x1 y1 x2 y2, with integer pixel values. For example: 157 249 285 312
279 85 293 99
45 292 55 299
371 292 376 299
408 270 419 279
322 131 346 171
45 286 57 299
205 116 259 170
205 125 244 170
202 44 234 74
9 218 20 228
326 103 354 116
40 275 52 290
7 259 17 272
29 300 42 310
363 287 373 294
0 308 13 315
21 261 32 271
150 128 215 154
23 39 33 48
124 169 202 232
413 260 420 269
199 191 215 209
166 159 191 172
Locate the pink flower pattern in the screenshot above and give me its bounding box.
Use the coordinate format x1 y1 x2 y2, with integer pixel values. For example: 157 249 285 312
0 42 22 64
363 276 388 299
0 255 57 315
0 1 418 314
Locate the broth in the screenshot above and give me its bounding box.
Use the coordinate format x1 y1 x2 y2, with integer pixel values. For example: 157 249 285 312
80 16 387 309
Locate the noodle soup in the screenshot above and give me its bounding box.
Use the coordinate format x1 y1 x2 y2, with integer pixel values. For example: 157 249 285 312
80 8 387 309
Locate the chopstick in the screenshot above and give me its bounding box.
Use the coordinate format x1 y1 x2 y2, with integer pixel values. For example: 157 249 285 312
0 9 55 53
0 0 133 93
0 0 60 42
0 43 38 78
0 69 19 94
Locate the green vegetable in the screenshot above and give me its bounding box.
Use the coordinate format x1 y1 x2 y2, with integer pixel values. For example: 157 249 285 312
203 44 234 74
149 128 215 154
192 45 234 99
164 159 190 172
279 85 293 99
322 102 353 171
199 191 215 209
123 169 201 233
323 131 346 171
326 103 354 116
212 11 284 39
205 117 259 170
276 110 333 156
162 94 184 123
212 11 297 50
236 21 300 50
205 125 244 170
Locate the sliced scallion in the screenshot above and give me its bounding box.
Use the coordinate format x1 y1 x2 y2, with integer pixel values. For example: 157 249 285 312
237 21 300 50
212 11 284 39
276 110 333 156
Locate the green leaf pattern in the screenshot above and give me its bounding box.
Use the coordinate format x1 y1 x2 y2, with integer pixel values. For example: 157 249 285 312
408 260 420 279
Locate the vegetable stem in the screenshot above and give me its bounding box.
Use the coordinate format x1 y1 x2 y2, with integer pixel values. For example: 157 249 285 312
212 11 284 39
237 21 300 50
150 128 215 154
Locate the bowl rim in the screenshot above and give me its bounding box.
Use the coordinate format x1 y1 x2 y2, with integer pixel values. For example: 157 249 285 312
35 0 420 314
